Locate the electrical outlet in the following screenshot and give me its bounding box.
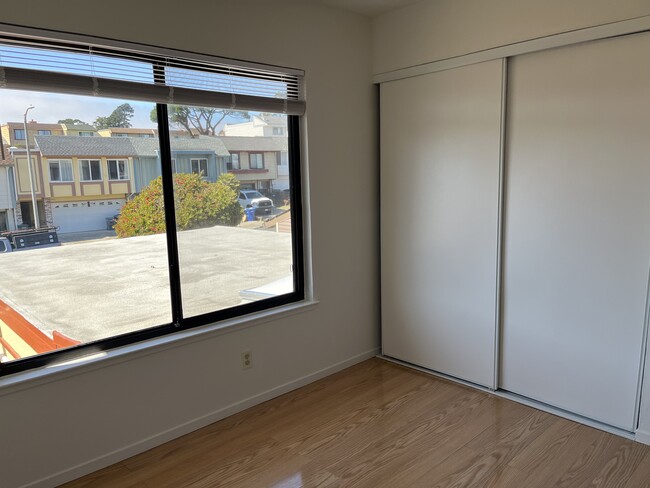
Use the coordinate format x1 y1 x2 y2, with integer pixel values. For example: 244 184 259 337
241 350 252 369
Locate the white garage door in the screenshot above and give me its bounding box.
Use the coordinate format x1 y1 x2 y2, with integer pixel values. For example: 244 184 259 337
52 200 125 233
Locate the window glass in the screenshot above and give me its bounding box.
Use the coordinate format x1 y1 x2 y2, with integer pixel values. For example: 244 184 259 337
0 34 303 375
0 91 172 364
80 159 102 181
49 159 73 182
167 106 295 319
108 159 129 180
250 153 264 169
191 158 208 176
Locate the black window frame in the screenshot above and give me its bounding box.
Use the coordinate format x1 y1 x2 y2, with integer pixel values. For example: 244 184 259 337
0 42 305 378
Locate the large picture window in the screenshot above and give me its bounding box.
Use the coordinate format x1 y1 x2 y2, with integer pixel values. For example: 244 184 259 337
0 27 305 376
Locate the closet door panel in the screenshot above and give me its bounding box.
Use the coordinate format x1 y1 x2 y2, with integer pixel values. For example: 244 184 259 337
380 60 503 387
501 33 650 430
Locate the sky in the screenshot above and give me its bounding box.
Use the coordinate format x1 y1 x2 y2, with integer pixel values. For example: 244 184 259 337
0 88 156 128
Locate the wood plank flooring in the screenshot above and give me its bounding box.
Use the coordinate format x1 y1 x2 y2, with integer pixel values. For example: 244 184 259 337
61 358 650 487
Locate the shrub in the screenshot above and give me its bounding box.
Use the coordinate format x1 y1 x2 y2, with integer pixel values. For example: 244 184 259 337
115 172 242 238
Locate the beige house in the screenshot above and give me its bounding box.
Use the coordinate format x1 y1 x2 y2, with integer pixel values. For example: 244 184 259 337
30 136 136 232
220 136 288 191
0 121 64 149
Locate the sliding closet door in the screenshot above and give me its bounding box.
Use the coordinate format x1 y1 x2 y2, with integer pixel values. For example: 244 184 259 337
501 33 650 430
381 60 503 387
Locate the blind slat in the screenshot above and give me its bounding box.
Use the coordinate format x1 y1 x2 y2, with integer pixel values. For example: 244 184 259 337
0 33 305 111
0 66 306 116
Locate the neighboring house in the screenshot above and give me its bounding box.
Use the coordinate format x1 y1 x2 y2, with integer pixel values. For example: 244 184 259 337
61 123 98 137
0 149 18 232
97 127 157 138
221 114 288 137
33 136 136 233
0 121 65 149
97 128 198 139
31 135 230 232
8 146 49 229
220 136 288 191
130 135 230 192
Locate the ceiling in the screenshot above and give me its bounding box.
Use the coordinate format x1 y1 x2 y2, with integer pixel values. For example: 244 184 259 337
315 0 423 17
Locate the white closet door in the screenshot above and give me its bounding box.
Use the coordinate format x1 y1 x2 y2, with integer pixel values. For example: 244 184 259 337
381 60 503 387
501 33 650 430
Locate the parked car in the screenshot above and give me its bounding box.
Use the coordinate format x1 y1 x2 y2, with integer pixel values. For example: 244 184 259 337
238 190 274 216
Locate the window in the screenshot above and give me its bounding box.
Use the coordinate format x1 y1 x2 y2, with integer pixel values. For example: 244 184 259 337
0 27 304 377
113 133 128 137
250 153 264 169
79 159 102 181
37 129 51 135
191 158 208 176
13 128 25 140
278 151 288 166
108 159 129 180
49 159 73 182
273 127 284 135
227 153 240 170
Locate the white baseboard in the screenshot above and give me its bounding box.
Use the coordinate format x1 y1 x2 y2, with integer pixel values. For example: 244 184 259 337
22 348 380 488
636 429 650 446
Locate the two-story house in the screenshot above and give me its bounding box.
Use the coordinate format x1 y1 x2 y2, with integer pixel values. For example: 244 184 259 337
61 123 98 137
0 121 65 149
33 136 135 233
220 136 287 191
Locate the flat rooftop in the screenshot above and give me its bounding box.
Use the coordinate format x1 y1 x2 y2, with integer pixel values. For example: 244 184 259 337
0 226 293 343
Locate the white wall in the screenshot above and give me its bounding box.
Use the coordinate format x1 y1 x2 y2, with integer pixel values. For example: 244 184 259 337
0 2 379 487
373 0 650 74
373 0 650 443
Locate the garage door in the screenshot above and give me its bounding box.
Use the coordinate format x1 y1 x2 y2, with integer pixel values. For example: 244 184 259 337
52 200 125 233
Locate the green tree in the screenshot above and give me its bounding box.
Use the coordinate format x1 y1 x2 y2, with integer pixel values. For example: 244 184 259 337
57 118 89 125
94 103 135 129
150 106 249 136
114 172 242 238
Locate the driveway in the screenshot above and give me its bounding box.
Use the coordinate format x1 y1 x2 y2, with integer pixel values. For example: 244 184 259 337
0 225 292 343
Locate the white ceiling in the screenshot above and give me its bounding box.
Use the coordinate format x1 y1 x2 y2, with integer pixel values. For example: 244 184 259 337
315 0 423 17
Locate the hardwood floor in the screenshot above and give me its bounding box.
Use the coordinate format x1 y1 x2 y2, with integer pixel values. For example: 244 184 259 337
61 359 650 487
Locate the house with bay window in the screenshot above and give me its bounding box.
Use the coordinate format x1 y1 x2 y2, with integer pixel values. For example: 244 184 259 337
220 136 288 191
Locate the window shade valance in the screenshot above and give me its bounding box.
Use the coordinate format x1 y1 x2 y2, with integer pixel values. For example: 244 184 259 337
0 34 305 115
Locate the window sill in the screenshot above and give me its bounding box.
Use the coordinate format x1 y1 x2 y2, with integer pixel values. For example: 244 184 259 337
0 299 319 397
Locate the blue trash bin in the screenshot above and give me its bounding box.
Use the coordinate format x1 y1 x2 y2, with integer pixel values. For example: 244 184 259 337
245 207 256 221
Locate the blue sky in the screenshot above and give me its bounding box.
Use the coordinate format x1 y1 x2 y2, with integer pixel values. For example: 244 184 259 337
0 89 157 128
